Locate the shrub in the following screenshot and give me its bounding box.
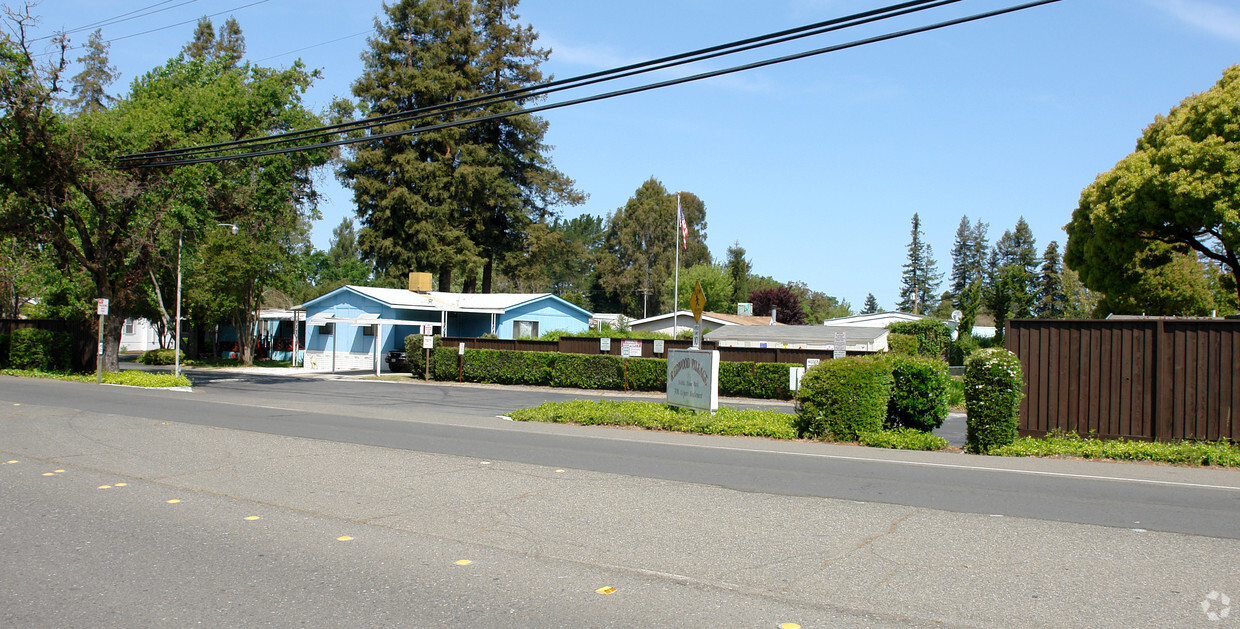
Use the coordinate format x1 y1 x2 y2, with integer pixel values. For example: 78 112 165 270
795 357 893 440
991 432 1240 467
137 348 185 365
885 354 950 431
719 361 793 400
403 334 442 376
963 347 1024 453
886 333 918 356
550 354 624 389
887 319 952 358
623 357 668 391
858 428 949 451
948 333 980 366
436 347 556 385
102 370 191 388
9 328 72 371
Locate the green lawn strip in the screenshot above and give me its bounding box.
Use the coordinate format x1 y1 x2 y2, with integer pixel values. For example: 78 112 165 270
1 368 191 388
992 433 1240 467
858 427 949 451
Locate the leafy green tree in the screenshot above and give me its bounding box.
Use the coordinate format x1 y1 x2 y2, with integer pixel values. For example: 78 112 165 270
897 213 942 314
725 241 751 305
341 0 578 292
861 292 879 314
787 280 851 322
1090 246 1218 316
987 217 1038 323
749 285 806 324
596 178 709 317
1035 241 1066 318
65 29 117 114
1066 64 1240 307
664 263 733 314
1061 266 1099 318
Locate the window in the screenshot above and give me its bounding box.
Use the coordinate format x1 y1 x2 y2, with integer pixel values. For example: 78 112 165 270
318 323 333 335
123 319 134 335
513 320 538 339
362 325 375 337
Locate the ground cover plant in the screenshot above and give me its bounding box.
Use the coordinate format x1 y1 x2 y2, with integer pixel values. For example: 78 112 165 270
992 431 1240 467
0 368 191 388
858 428 949 451
510 399 798 439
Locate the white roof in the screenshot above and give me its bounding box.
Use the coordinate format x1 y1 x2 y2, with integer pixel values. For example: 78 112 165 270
312 286 554 314
822 311 928 328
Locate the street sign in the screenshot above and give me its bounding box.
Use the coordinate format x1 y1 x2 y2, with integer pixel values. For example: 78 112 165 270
96 298 109 316
689 281 706 323
600 337 611 352
833 331 847 359
421 324 434 336
621 339 642 358
653 339 665 354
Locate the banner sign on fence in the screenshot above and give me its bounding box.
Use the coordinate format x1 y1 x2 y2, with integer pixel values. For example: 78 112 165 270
666 348 719 412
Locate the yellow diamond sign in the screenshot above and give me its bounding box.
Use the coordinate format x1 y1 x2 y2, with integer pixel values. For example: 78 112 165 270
689 280 706 323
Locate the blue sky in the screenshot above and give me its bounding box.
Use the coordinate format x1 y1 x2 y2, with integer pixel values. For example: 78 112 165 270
20 0 1240 311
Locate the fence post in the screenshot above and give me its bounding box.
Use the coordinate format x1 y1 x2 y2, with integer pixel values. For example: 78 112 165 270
1153 319 1171 442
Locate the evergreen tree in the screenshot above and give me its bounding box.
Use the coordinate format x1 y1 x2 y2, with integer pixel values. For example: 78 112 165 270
184 17 216 60
216 17 246 66
66 29 117 114
862 292 879 314
725 241 751 305
340 0 577 292
948 215 989 310
1035 241 1066 318
897 213 942 314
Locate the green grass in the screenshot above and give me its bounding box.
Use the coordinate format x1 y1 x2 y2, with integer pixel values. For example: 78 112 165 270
509 400 798 439
858 427 949 451
992 431 1240 467
947 376 965 410
1 368 191 388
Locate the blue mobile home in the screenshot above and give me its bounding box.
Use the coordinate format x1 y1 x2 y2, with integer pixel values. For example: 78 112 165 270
295 285 591 372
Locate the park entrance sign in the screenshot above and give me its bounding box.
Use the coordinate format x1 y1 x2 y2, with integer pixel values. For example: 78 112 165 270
666 348 720 412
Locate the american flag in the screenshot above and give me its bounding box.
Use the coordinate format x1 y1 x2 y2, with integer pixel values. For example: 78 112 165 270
677 196 688 250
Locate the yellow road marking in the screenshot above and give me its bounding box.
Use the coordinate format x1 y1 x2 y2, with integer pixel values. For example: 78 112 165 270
53 469 64 473
114 482 127 487
98 485 111 490
779 624 802 629
595 586 616 595
337 536 353 541
454 559 472 566
41 472 54 476
244 516 260 521
166 499 181 504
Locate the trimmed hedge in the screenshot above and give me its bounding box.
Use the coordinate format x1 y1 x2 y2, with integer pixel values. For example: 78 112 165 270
418 346 792 399
886 333 918 356
9 328 72 372
885 354 950 431
795 357 893 440
888 319 952 359
964 347 1024 454
404 334 443 376
719 361 793 400
137 348 186 365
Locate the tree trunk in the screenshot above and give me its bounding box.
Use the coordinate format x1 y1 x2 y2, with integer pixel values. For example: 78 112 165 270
462 270 477 293
100 311 123 373
482 255 494 294
437 262 452 292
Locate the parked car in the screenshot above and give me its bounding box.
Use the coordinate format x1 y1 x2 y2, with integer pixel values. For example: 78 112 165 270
386 349 410 372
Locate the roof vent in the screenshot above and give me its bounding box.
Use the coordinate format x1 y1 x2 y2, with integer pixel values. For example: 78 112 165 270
408 272 433 292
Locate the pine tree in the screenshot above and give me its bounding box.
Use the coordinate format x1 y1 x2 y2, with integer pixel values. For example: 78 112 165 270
948 215 989 310
341 0 576 292
216 17 246 66
862 292 879 314
184 17 216 60
66 29 118 114
986 217 1038 341
897 213 942 314
1036 241 1066 318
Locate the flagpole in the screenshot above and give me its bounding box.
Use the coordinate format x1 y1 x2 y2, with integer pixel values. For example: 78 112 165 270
674 193 681 339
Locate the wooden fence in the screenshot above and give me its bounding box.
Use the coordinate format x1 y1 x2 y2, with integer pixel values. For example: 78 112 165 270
1006 318 1239 442
441 336 856 365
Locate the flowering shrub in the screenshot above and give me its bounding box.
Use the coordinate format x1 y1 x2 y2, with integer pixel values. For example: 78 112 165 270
963 347 1024 453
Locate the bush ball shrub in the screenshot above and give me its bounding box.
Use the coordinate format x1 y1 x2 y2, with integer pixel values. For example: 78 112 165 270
9 328 72 371
137 348 186 365
795 357 893 441
963 347 1024 453
887 319 952 359
885 354 950 431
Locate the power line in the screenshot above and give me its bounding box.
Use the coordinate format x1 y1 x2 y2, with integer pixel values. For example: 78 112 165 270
36 0 199 41
253 30 370 63
119 0 1063 169
105 0 273 44
118 0 958 163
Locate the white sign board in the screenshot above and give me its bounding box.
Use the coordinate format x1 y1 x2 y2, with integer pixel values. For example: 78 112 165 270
666 349 720 412
833 331 847 359
806 358 820 369
458 342 466 355
789 366 806 391
653 339 665 354
96 298 109 316
621 339 642 358
422 334 435 350
421 324 434 336
600 337 611 352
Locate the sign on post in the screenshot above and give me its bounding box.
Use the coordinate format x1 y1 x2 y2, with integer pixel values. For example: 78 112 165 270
421 324 434 336
600 337 611 352
653 339 665 354
689 281 706 323
806 358 820 369
95 298 109 316
422 334 435 350
833 331 847 359
666 348 719 412
621 339 642 358
789 366 806 391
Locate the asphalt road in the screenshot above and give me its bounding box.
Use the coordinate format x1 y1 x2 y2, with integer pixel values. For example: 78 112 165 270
4 373 1240 628
3 372 1238 539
